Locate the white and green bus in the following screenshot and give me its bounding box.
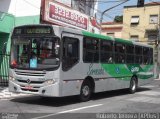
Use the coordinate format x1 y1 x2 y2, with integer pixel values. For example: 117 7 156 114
9 24 154 101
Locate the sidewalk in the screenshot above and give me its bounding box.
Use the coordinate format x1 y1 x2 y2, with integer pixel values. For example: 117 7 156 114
0 87 31 99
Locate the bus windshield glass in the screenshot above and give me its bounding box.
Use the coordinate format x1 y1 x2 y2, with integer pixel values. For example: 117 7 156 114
11 37 60 70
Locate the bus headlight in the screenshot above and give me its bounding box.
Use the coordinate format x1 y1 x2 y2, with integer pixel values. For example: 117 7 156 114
9 76 15 81
44 79 55 85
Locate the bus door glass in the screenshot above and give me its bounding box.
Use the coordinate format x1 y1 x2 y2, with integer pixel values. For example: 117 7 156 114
62 37 79 71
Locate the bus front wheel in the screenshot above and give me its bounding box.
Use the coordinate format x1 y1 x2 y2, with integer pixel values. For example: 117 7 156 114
79 81 92 102
129 77 137 94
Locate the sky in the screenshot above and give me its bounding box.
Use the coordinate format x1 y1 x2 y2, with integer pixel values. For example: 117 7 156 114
98 0 160 22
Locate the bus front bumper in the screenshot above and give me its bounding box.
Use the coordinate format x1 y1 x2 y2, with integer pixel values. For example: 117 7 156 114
9 80 60 97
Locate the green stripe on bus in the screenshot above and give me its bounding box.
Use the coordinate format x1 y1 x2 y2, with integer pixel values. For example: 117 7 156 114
82 31 112 40
101 64 132 81
101 64 154 80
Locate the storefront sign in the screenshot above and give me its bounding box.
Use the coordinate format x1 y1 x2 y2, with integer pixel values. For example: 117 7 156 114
47 2 88 30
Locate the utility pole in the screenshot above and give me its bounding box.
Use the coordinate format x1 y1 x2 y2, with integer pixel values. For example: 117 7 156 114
137 0 144 7
156 5 160 78
153 25 160 78
99 0 128 34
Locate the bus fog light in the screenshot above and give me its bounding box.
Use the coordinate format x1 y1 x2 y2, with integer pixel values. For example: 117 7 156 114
42 90 45 94
14 86 17 91
9 76 15 81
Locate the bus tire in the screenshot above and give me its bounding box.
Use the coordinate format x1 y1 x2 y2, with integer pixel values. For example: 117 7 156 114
79 81 92 102
129 77 137 94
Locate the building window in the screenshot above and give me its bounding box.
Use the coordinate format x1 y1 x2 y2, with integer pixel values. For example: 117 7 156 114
130 35 139 41
131 16 139 25
150 15 158 24
107 33 115 37
148 35 157 41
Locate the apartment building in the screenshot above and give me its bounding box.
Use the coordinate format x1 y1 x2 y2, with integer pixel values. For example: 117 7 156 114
122 2 160 43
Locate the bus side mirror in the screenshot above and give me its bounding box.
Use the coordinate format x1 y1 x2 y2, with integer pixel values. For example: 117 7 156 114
2 42 7 54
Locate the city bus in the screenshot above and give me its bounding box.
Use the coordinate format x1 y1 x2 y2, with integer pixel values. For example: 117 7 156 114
9 24 154 101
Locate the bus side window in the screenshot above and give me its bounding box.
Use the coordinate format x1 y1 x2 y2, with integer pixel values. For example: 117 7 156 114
83 37 99 63
135 46 143 64
143 47 153 64
126 45 134 64
115 43 126 63
100 40 113 63
62 37 79 71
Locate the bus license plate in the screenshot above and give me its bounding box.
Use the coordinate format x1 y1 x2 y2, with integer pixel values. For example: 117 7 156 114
24 86 33 89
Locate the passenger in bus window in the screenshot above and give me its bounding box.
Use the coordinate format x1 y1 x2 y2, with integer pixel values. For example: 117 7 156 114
31 49 37 59
20 48 28 63
40 42 49 58
119 55 124 63
108 57 113 63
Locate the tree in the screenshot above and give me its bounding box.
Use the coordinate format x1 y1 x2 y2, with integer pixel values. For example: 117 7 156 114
114 15 123 23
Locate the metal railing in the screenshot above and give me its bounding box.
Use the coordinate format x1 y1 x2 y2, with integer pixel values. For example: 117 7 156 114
0 53 10 86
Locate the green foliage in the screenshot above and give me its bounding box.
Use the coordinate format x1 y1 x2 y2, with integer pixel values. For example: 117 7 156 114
114 15 123 22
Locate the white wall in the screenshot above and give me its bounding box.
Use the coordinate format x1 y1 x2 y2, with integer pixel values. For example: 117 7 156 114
0 0 41 16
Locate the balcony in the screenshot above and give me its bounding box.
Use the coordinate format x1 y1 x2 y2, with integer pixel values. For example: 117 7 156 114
145 24 158 32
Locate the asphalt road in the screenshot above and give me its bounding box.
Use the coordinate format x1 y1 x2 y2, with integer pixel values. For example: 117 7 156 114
0 80 160 119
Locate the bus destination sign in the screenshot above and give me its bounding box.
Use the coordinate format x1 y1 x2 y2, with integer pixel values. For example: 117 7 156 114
26 28 51 34
13 26 53 35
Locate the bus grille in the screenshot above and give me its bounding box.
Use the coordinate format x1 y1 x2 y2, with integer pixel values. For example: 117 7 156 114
15 70 46 76
17 79 44 84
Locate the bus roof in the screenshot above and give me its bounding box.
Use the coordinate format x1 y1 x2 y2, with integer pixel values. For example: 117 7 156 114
114 38 133 45
132 41 153 48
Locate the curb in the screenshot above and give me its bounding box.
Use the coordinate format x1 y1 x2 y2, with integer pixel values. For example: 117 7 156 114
154 78 160 80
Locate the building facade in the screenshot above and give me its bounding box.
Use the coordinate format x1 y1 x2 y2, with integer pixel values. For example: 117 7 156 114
122 2 160 43
101 22 123 38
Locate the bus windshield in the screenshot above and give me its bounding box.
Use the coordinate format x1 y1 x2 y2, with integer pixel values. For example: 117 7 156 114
10 36 60 70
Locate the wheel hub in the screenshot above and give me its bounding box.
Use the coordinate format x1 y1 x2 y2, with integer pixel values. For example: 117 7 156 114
82 86 89 96
132 81 136 91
